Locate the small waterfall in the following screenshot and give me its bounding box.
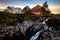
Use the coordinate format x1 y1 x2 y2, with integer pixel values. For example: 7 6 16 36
30 30 44 40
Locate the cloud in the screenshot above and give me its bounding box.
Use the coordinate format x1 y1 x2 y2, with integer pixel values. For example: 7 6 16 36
49 5 60 14
0 3 7 9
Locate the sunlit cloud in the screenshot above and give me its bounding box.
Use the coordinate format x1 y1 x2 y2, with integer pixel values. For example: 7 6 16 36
49 5 60 14
0 3 7 9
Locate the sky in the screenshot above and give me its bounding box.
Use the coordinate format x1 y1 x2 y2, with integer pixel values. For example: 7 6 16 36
0 0 60 14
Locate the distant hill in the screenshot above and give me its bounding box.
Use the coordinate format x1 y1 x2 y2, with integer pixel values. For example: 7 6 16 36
51 14 60 20
53 14 60 16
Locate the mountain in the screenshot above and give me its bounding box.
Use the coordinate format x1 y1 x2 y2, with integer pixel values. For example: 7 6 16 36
32 5 42 10
0 9 4 11
31 5 42 15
